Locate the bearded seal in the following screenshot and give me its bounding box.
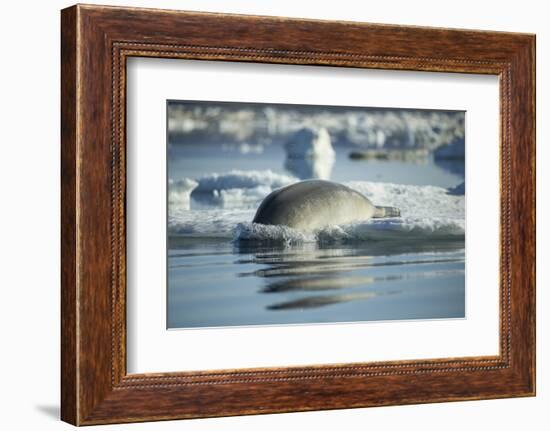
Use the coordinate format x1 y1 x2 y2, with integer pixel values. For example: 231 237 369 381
252 180 400 231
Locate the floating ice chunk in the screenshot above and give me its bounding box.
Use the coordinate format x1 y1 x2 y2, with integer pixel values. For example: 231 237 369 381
344 181 465 220
188 170 298 209
285 127 335 159
210 185 274 208
168 178 198 209
194 169 296 193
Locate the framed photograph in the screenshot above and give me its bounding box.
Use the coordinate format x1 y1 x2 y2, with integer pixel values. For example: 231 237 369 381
61 4 535 425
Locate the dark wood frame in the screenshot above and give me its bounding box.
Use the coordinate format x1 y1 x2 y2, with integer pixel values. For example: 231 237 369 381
61 4 536 426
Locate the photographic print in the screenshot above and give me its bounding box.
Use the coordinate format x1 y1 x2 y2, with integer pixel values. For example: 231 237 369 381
60 7 536 423
167 100 466 329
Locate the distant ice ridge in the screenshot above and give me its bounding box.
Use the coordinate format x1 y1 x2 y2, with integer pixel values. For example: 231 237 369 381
168 179 465 243
168 103 464 150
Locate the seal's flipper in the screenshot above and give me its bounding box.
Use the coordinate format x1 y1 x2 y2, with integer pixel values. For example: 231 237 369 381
373 206 401 218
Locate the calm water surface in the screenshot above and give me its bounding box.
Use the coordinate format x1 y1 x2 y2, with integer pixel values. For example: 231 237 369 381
168 238 465 328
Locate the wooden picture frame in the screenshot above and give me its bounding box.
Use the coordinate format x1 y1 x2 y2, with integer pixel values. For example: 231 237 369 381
61 4 535 425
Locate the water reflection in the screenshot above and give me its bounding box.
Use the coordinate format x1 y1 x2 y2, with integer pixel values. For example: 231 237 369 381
267 292 386 310
169 238 465 316
239 243 463 311
260 269 464 294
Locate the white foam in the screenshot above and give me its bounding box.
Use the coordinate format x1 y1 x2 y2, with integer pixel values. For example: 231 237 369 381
234 216 463 245
235 222 317 244
169 208 253 238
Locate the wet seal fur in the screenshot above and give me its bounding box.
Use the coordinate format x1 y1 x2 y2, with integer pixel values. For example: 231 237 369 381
253 180 400 231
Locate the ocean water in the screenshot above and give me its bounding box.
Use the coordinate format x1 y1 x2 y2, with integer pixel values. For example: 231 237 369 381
167 143 465 329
